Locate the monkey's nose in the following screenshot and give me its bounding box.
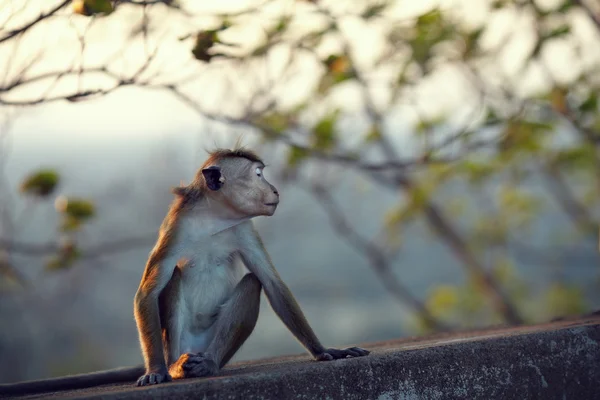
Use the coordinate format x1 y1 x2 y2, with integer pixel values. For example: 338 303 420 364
270 184 279 197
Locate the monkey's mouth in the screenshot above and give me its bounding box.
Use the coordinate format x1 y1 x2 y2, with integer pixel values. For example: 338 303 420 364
265 202 278 206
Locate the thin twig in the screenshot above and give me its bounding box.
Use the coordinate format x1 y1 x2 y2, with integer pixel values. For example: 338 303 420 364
0 233 155 258
541 160 598 235
0 0 70 44
309 184 450 332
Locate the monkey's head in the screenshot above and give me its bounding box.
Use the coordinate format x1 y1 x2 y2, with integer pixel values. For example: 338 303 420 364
199 149 279 218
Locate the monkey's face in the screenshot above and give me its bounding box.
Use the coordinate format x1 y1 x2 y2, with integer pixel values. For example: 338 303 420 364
202 158 279 218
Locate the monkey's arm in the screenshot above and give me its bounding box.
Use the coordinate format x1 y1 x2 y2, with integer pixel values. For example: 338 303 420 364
133 253 176 385
238 223 369 360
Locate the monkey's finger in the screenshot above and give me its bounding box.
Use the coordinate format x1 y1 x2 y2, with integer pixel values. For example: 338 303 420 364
183 357 204 370
348 347 370 356
137 375 150 386
344 349 361 358
189 364 213 378
317 353 334 361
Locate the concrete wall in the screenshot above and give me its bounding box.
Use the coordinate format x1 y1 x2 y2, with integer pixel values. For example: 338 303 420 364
2 316 599 399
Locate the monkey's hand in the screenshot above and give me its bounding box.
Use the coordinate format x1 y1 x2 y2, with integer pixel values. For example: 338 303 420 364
170 353 219 379
136 369 172 386
316 347 370 361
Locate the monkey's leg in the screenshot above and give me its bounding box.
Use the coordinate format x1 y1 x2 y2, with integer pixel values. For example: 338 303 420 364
172 273 262 379
162 270 197 380
209 272 262 367
161 270 184 368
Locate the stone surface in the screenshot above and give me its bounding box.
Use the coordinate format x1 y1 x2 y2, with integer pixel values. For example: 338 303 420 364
1 316 599 399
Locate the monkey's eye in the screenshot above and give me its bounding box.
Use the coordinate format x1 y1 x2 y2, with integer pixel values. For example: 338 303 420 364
255 167 262 177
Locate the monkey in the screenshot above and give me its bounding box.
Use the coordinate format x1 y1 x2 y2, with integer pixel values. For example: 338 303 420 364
0 148 368 396
133 147 369 386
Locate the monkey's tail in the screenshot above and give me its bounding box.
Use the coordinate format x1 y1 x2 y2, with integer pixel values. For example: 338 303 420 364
0 365 145 397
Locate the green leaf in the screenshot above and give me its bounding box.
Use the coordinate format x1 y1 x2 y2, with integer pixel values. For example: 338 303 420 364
460 274 488 313
546 25 570 40
46 241 80 271
557 0 574 13
544 283 585 318
274 17 290 34
409 9 455 70
415 116 444 134
46 253 79 271
362 3 387 19
323 55 355 85
426 285 459 318
463 28 483 57
385 184 432 230
0 258 24 289
257 113 289 135
60 215 83 232
498 186 539 228
416 9 443 27
484 109 500 126
384 205 409 229
409 312 438 335
365 124 382 142
20 169 60 197
252 43 271 57
192 31 217 62
55 197 95 220
72 0 113 16
287 146 309 167
472 215 508 244
312 111 339 150
499 119 554 157
531 39 544 58
492 258 516 286
534 26 571 57
459 160 497 184
492 257 529 302
579 93 598 113
491 0 510 9
46 256 66 271
88 0 113 13
553 146 596 170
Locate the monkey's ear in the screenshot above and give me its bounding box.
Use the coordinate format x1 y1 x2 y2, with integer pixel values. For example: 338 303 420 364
202 166 224 191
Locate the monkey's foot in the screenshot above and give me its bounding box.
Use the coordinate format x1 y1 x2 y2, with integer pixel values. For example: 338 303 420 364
171 353 219 379
136 370 172 386
316 347 370 361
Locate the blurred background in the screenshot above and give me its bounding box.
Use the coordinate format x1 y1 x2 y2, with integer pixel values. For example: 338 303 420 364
1 0 599 384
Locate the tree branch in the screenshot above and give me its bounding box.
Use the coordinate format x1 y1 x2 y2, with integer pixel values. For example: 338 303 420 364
541 160 598 235
0 234 155 259
0 1 70 44
0 45 159 106
395 174 523 324
309 184 450 332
